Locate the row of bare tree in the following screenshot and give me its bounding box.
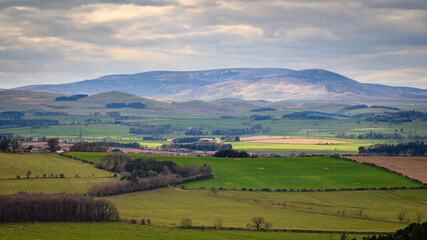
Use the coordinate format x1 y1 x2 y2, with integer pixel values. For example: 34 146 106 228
0 193 119 222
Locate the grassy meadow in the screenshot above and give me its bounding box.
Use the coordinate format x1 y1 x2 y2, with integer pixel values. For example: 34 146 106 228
68 153 422 190
0 222 366 240
105 188 426 232
0 153 114 194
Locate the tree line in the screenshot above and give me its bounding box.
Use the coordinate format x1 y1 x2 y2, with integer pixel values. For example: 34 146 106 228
70 142 108 152
55 94 88 101
212 128 258 135
89 154 212 196
0 193 119 223
214 149 255 158
106 102 146 109
358 142 426 156
0 119 59 129
366 110 426 123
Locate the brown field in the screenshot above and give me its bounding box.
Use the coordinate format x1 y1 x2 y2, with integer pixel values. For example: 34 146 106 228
240 136 350 144
348 156 427 184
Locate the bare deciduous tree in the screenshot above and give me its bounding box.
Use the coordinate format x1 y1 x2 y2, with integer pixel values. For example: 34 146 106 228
250 217 265 231
398 210 407 223
210 187 217 196
415 213 424 224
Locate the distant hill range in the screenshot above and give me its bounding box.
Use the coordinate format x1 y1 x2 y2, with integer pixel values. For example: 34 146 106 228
11 68 427 102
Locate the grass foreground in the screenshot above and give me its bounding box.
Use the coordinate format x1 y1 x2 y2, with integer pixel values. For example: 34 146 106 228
0 222 367 240
104 188 427 232
68 152 422 190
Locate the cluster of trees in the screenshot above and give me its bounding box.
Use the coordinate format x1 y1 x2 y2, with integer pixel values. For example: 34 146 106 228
33 112 68 116
366 110 426 123
90 154 212 196
247 217 272 231
220 116 240 119
220 136 240 142
47 138 60 152
0 111 25 120
342 105 368 111
105 102 146 109
161 142 232 152
130 126 172 135
185 128 206 135
0 119 59 129
250 107 276 112
0 193 119 223
55 94 88 101
336 131 405 140
123 158 212 180
143 136 167 141
283 111 330 120
89 171 211 196
364 222 426 240
359 142 426 156
214 149 255 158
95 153 131 172
212 128 258 135
70 142 108 152
172 137 201 144
0 139 20 152
370 106 400 111
250 115 272 121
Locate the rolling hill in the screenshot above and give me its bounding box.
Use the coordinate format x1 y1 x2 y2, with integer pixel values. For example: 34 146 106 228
12 68 427 102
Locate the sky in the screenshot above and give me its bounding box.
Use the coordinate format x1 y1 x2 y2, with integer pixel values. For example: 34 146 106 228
0 0 427 89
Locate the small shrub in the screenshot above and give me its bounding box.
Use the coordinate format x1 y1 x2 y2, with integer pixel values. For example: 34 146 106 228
181 218 192 228
16 175 20 179
130 219 137 224
213 219 223 229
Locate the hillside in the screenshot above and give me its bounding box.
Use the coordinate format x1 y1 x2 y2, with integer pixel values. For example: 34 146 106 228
12 68 427 103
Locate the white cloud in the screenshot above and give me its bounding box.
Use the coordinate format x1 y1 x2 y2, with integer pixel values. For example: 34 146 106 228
73 4 175 24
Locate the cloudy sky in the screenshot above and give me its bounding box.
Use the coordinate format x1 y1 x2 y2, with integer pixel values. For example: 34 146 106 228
1 0 426 89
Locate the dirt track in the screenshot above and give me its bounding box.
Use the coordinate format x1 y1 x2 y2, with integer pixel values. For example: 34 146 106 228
348 156 427 184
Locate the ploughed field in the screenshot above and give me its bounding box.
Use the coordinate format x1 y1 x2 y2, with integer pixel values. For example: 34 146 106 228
348 156 427 184
68 152 422 190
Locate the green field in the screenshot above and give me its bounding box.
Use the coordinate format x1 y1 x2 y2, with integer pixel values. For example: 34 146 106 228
67 153 422 190
105 188 427 232
0 222 366 240
0 153 114 194
230 141 361 154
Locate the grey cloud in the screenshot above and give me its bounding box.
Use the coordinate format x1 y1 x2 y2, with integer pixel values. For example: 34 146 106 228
0 0 426 89
0 0 171 10
363 0 427 10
